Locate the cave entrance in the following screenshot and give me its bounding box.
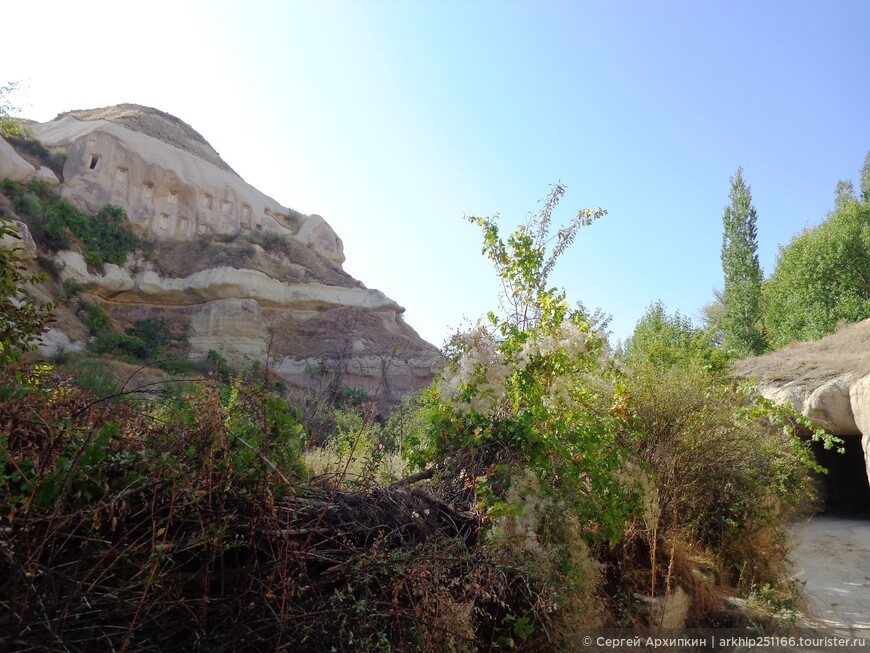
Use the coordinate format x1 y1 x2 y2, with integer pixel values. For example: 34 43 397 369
811 434 870 515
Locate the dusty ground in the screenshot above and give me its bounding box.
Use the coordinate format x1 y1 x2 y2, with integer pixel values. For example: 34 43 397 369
789 516 870 636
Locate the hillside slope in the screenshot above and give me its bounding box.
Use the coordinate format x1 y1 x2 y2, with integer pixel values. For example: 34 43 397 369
1 105 441 398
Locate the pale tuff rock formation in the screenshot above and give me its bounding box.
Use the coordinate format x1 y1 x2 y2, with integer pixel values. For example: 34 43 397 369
1 105 440 397
734 319 870 492
55 250 397 310
32 108 343 264
0 220 37 259
0 136 36 181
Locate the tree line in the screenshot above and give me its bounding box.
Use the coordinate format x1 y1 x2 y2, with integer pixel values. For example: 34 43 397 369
631 153 870 359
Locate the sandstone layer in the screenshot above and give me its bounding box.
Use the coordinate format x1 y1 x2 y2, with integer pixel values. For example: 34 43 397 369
1 106 441 399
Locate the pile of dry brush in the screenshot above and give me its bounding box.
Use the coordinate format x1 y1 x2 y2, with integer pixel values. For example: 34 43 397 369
0 366 565 652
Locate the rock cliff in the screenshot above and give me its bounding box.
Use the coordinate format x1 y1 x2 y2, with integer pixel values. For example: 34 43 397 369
1 105 441 399
734 319 870 509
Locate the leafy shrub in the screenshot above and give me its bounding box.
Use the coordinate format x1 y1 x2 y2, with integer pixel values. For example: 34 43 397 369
0 218 53 364
0 180 139 265
80 301 111 334
618 302 839 592
0 81 25 139
304 407 406 483
203 348 232 377
404 185 638 642
412 185 633 544
61 277 84 298
81 303 189 367
83 251 103 267
620 300 728 373
125 317 185 359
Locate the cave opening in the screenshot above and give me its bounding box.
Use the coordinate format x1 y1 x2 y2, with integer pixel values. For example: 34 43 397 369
811 434 870 516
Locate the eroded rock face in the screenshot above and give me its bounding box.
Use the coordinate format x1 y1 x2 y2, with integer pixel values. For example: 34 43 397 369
0 220 37 260
32 112 344 265
4 105 441 399
850 376 870 486
0 136 36 181
804 374 860 436
734 319 870 492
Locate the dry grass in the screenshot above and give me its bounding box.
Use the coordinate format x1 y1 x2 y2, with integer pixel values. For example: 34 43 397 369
1 365 590 652
147 234 359 288
733 318 870 385
55 104 235 174
304 441 408 484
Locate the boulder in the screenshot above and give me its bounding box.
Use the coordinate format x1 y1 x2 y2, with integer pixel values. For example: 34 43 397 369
35 166 60 186
0 220 37 260
804 373 860 436
36 328 85 357
0 136 36 181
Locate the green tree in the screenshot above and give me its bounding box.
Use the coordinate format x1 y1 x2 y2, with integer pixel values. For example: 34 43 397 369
0 81 25 138
764 156 870 347
0 219 53 364
412 185 636 545
720 167 765 356
621 300 727 373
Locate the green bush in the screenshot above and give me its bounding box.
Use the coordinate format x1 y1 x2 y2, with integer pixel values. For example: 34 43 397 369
81 302 111 335
125 317 184 359
621 363 814 564
61 278 84 298
84 312 189 366
84 204 139 266
83 251 103 267
0 217 53 364
1 180 139 265
620 300 729 373
203 348 232 377
619 302 838 588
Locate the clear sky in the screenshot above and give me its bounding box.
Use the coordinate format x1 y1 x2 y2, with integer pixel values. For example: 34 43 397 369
4 1 870 347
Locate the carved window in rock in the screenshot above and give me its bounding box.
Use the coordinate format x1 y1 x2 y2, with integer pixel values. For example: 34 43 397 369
241 203 252 228
88 155 101 170
142 183 154 200
177 215 190 234
221 200 232 215
115 167 128 183
202 193 214 209
158 213 170 231
167 190 178 204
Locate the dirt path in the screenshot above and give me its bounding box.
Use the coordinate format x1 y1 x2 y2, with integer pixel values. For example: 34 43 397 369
789 516 870 636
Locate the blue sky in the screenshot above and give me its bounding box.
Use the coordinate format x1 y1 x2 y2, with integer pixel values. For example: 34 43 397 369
4 1 870 346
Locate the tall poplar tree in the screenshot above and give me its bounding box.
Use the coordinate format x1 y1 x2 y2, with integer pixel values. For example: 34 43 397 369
720 167 765 356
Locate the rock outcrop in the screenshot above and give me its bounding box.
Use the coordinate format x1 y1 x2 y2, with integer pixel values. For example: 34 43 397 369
32 110 344 264
0 136 36 181
734 319 870 500
1 106 441 398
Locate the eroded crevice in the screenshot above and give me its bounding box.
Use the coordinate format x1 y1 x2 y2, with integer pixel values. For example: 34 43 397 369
811 434 870 515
